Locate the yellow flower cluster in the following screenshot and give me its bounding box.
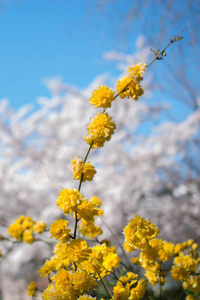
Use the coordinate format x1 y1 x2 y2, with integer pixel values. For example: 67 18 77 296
38 238 121 299
84 112 116 148
116 63 146 100
89 85 115 109
56 190 102 222
124 216 200 298
112 272 146 300
71 156 97 181
8 215 46 244
171 240 200 299
124 215 160 251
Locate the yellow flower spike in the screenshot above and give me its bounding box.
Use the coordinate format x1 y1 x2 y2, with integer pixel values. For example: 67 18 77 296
89 85 115 109
84 112 116 148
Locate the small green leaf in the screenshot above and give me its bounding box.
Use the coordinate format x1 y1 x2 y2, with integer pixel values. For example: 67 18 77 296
150 48 156 55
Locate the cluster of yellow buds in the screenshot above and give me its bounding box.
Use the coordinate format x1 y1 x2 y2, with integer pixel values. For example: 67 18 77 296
8 215 46 244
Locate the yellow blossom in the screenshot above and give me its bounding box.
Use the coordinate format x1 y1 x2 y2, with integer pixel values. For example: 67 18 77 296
116 77 144 100
27 281 37 297
89 196 102 207
71 156 97 181
38 257 60 277
50 219 71 242
124 215 159 250
89 85 115 109
84 112 116 148
21 217 34 231
66 238 92 264
192 243 199 250
144 262 166 286
79 219 103 238
8 222 23 241
131 257 140 265
8 215 45 243
23 230 34 244
77 198 99 222
71 269 98 291
33 221 46 233
43 270 77 300
127 63 146 82
57 188 83 215
129 279 146 300
171 252 199 282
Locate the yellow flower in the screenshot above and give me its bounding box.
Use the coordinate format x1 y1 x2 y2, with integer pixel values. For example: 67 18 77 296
71 156 97 181
77 198 99 222
103 252 121 272
79 219 103 238
89 85 115 109
131 257 140 265
21 217 34 231
27 281 37 297
8 222 23 241
23 230 34 244
112 284 129 300
57 188 83 215
144 262 166 286
66 238 92 264
127 63 146 82
71 269 98 291
38 257 60 277
124 215 159 250
89 196 102 207
42 283 68 300
50 219 71 242
171 252 199 283
33 221 46 233
46 270 77 299
84 112 116 148
116 77 144 100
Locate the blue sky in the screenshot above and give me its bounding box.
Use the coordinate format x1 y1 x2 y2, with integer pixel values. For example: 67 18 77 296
0 0 123 110
0 0 198 119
